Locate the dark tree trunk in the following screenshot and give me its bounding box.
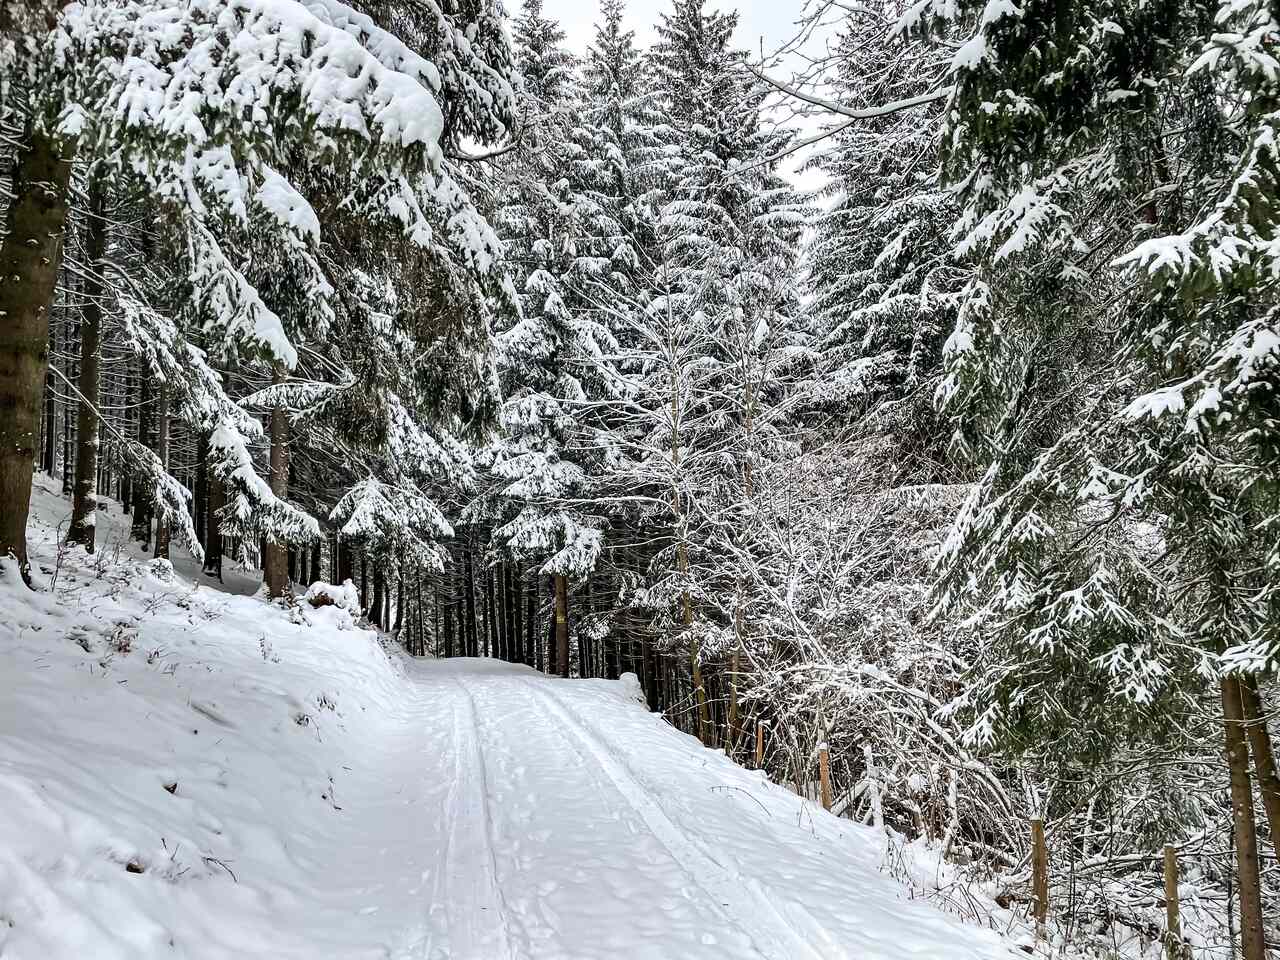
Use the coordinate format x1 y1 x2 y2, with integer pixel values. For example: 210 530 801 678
203 466 224 581
60 322 73 497
194 431 208 548
464 547 478 657
507 563 521 666
263 365 290 598
484 566 497 659
66 177 108 551
41 322 56 477
130 370 152 547
644 637 659 711
394 570 405 635
1222 675 1267 960
359 550 368 608
118 364 132 513
338 537 354 585
433 582 442 657
1240 674 1280 859
528 570 540 671
368 566 385 627
453 580 464 658
152 382 171 559
554 573 570 678
311 539 322 585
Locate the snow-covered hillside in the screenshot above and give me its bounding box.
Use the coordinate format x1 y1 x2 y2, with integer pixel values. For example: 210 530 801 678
0 480 1012 959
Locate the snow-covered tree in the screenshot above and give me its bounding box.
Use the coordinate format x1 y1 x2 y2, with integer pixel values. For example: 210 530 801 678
801 13 962 467
0 0 517 586
893 0 1280 947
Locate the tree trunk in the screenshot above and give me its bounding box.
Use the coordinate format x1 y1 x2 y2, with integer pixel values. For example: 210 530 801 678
484 566 497 659
507 563 521 666
368 566 384 627
685 562 713 747
263 365 290 598
554 573 570 678
0 130 75 579
118 365 132 512
454 577 465 658
643 636 659 712
194 431 208 548
60 280 74 498
152 381 171 559
66 178 108 551
1221 675 1267 960
130 369 152 547
203 465 224 580
464 547 478 657
1240 674 1280 857
338 537 354 585
394 568 405 635
41 314 56 475
526 568 539 670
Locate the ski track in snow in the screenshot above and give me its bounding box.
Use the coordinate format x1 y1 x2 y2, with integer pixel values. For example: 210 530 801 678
1 479 1015 960
444 675 522 960
516 678 813 960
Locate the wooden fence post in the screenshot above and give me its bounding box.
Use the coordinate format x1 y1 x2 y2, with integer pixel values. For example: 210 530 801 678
755 721 765 769
1031 816 1048 940
819 743 832 811
1164 844 1182 960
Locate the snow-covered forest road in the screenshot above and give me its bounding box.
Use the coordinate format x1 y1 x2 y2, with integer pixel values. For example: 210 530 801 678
297 657 1014 960
2 480 1013 959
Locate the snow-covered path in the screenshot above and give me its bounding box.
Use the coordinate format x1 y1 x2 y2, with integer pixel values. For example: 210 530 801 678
289 657 1013 960
1 480 1013 959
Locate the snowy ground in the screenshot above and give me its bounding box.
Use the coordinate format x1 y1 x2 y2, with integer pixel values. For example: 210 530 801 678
0 477 1014 959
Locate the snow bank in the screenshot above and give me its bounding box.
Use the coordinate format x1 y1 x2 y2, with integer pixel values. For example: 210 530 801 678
0 478 411 959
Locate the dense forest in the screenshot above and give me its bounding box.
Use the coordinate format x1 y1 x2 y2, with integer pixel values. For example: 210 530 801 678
2 0 1279 955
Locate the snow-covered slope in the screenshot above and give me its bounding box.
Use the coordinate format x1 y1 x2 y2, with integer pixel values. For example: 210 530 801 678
0 478 1012 959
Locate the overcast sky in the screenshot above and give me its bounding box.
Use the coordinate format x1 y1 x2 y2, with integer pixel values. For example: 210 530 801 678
546 0 805 57
544 0 832 191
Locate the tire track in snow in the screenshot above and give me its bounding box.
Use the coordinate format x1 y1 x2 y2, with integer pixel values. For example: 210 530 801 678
421 677 521 960
519 679 831 960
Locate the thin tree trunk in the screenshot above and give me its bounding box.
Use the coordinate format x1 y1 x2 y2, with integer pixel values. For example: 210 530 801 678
203 464 224 580
484 567 497 659
1221 675 1267 960
368 566 385 627
338 537 354 585
395 567 405 636
526 568 538 671
444 582 455 658
263 365 290 598
453 574 465 658
194 431 208 548
554 573 570 678
359 550 368 608
152 381 171 559
67 177 108 550
464 547 478 657
507 563 521 666
130 369 152 547
1240 674 1280 856
41 313 56 476
0 131 75 578
118 363 132 513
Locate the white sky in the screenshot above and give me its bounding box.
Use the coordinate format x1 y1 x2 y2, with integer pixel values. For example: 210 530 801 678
544 0 833 191
546 0 808 57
